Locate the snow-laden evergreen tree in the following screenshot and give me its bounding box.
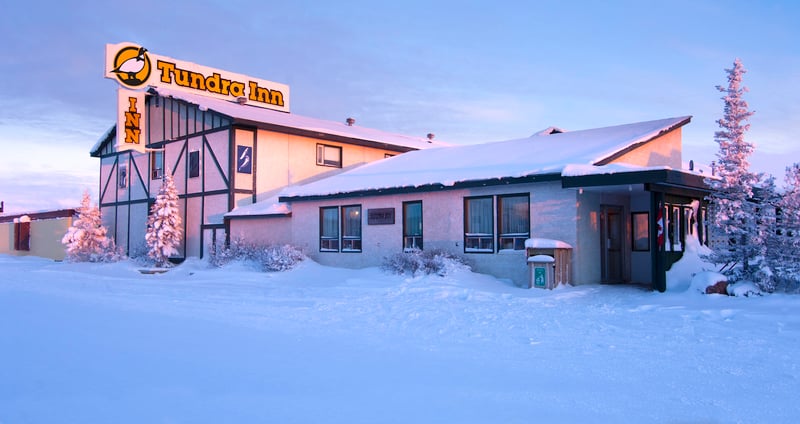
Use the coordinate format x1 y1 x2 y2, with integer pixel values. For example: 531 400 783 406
706 58 763 281
145 174 182 267
771 164 800 290
62 190 121 262
755 174 779 291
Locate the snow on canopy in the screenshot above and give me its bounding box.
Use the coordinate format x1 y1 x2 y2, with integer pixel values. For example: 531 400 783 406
226 195 291 218
527 255 556 263
562 163 672 177
149 88 445 151
280 116 691 199
524 238 573 249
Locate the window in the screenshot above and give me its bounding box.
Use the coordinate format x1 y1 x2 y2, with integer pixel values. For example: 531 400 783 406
403 201 423 251
700 205 710 246
188 150 200 178
118 164 127 188
464 196 494 252
320 207 340 252
341 205 362 252
498 194 530 250
631 212 649 251
151 150 164 179
316 144 342 168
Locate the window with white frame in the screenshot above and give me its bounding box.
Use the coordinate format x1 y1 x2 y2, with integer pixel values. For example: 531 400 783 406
320 207 340 252
118 164 127 188
341 205 362 252
151 150 164 179
464 196 494 252
498 194 530 250
403 201 423 251
316 144 342 168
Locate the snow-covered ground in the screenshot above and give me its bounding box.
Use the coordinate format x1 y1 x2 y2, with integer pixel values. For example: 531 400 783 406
1 254 798 423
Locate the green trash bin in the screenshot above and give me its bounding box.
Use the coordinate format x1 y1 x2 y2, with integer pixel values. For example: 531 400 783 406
527 255 555 289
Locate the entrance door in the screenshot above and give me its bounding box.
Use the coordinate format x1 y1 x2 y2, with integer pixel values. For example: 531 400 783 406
202 226 226 259
601 205 624 283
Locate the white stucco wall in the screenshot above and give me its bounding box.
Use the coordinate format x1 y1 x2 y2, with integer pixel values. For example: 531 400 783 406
575 191 602 285
607 127 682 168
281 181 586 287
630 192 652 284
253 129 401 201
229 216 293 247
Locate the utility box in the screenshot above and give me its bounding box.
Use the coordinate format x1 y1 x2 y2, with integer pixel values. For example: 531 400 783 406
525 238 573 289
528 255 555 289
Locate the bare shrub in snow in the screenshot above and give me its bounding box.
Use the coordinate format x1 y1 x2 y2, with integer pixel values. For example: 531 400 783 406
260 245 306 272
382 248 470 276
209 238 305 272
62 190 123 263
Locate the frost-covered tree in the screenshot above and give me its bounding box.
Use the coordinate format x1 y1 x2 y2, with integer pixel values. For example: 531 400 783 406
769 164 800 290
62 190 121 262
706 58 762 280
145 174 182 267
755 174 780 291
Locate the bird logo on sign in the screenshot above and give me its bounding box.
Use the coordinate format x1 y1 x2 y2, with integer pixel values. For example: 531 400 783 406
111 46 151 88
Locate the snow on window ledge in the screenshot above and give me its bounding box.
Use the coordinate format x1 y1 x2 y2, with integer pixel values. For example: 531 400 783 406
498 249 526 255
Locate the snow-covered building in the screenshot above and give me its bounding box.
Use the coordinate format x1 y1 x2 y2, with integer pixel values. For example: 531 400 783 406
95 42 711 290
91 89 439 259
226 116 711 291
94 43 440 260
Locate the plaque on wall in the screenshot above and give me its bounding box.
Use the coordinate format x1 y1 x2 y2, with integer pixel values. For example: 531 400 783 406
237 145 252 174
367 208 395 225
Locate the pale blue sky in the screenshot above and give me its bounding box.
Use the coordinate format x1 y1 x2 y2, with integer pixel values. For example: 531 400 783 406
1 0 798 213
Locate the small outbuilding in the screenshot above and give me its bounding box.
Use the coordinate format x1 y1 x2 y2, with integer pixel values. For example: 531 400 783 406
0 209 76 261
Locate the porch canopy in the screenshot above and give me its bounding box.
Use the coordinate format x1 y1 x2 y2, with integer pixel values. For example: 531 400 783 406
562 164 712 292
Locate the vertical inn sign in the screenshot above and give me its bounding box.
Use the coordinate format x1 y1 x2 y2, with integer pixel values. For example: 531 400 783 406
117 88 147 153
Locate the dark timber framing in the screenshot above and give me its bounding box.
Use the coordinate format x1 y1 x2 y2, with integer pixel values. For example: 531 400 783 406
93 94 235 259
93 89 431 260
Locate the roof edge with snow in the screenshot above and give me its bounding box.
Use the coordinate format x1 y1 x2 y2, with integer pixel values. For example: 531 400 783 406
277 173 563 203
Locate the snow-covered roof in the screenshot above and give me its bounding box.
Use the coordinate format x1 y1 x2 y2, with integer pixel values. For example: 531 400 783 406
279 116 691 199
152 87 444 151
225 196 291 218
90 125 115 156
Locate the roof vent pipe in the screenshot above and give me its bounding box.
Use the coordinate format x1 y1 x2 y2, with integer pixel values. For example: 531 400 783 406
346 117 355 126
689 160 694 171
427 133 435 142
